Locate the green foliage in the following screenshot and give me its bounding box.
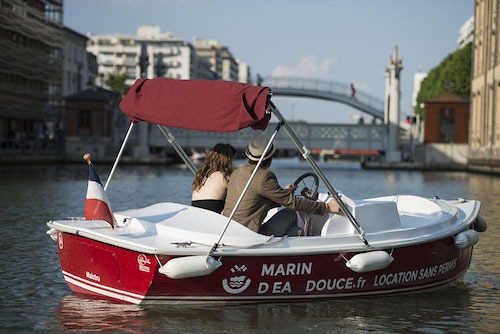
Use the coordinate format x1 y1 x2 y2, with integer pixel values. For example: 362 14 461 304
104 72 131 101
414 43 471 116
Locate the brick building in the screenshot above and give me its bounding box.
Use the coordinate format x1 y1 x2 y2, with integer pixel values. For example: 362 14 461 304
64 88 119 160
423 92 469 144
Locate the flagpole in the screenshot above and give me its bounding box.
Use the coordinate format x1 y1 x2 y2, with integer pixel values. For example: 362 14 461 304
105 122 135 191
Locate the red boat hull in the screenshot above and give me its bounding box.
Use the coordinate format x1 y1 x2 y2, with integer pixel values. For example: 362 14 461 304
56 231 473 304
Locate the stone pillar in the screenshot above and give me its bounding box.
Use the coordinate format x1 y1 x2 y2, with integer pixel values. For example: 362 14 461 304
384 68 390 125
384 46 403 162
134 42 150 158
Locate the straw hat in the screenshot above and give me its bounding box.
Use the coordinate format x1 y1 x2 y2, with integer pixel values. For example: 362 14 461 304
245 131 276 161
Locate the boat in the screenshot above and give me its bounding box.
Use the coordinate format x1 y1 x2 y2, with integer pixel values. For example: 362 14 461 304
189 148 207 164
47 78 487 305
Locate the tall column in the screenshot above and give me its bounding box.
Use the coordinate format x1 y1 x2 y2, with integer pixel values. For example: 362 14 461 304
384 46 403 162
134 42 150 158
384 68 390 125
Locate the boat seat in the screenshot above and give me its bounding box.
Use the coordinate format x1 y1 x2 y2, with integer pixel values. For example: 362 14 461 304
354 201 401 233
321 201 401 236
321 214 356 236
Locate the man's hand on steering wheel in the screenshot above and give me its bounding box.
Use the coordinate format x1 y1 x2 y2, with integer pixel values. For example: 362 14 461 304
291 172 319 201
284 183 298 192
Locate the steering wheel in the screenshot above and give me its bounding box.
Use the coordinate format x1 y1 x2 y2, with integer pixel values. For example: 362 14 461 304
292 172 319 200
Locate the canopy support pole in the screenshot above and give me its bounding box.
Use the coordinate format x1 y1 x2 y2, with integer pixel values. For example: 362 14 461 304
210 123 283 254
270 102 370 247
157 125 198 175
105 122 134 191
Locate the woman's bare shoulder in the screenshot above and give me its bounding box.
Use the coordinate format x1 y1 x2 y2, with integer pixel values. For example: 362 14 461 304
210 170 224 177
208 170 228 182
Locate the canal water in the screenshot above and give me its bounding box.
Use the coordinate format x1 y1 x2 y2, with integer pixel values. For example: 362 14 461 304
0 162 498 333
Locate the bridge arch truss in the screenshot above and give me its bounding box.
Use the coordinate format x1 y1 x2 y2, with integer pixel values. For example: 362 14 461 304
150 122 386 153
263 77 385 120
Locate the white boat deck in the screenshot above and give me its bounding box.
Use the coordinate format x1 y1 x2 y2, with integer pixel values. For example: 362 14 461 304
47 195 480 256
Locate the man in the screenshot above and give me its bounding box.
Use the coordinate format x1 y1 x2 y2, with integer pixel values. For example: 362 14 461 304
222 131 342 236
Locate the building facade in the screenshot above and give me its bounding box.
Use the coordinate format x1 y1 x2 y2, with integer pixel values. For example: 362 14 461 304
193 38 241 81
64 88 120 160
63 27 97 98
0 0 63 148
238 61 251 84
470 0 500 172
86 25 216 86
423 92 470 144
458 16 474 49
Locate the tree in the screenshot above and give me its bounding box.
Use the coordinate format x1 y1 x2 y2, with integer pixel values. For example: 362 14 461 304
414 42 472 116
105 72 131 102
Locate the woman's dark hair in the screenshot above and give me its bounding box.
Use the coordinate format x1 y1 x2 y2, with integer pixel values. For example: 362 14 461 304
192 143 236 191
212 143 236 157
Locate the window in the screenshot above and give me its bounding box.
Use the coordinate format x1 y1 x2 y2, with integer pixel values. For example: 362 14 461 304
439 107 455 143
80 110 90 128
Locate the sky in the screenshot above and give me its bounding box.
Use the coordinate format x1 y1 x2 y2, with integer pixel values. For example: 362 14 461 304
64 0 473 123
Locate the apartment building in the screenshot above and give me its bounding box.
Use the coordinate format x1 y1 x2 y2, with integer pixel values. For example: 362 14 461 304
86 25 216 86
63 27 97 98
238 61 251 84
458 16 474 50
469 0 500 172
192 38 241 82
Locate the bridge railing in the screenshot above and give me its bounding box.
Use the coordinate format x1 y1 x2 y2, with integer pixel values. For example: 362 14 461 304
149 122 386 152
263 76 385 115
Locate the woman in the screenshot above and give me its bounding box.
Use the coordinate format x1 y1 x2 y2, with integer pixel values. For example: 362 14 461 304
191 143 236 213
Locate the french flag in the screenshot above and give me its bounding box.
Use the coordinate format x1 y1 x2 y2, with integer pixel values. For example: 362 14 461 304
84 160 115 229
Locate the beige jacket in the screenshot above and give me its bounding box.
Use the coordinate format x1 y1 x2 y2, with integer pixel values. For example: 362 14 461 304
222 164 328 232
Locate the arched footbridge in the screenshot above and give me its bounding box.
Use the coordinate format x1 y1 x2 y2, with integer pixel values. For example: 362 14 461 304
261 76 385 120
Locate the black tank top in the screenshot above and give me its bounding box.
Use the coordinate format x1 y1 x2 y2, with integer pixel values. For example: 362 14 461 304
191 199 225 213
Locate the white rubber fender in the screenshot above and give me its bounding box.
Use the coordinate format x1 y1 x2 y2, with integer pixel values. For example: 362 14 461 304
159 255 222 279
346 250 394 273
46 227 58 241
454 229 479 249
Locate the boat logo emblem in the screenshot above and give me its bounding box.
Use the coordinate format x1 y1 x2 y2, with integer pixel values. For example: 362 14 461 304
58 232 63 249
137 254 151 273
222 264 251 294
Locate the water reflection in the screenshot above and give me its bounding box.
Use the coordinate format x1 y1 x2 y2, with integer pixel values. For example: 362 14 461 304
54 295 148 333
48 282 494 334
126 285 476 334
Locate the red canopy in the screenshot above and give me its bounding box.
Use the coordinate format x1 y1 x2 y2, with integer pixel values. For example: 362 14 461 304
119 78 271 132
